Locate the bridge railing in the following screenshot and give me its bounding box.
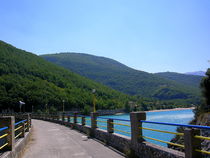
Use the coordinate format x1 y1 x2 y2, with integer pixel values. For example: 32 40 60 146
14 119 27 139
33 112 210 158
141 120 210 157
0 126 9 150
96 117 131 135
0 114 31 152
75 112 210 157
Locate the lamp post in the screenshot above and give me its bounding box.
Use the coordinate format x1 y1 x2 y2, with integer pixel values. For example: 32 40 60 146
62 100 65 113
92 89 96 112
19 101 25 113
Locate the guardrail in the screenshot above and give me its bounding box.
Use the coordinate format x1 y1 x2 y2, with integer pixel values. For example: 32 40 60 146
97 117 131 135
141 120 210 156
32 112 210 158
0 114 31 153
14 119 27 139
0 126 9 150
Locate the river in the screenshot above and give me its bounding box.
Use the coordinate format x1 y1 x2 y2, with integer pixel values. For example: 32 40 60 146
95 109 194 147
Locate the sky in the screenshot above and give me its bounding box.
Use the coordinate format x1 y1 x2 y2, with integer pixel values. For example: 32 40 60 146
0 0 210 73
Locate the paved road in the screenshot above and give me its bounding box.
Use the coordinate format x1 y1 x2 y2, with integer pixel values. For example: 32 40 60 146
22 120 124 158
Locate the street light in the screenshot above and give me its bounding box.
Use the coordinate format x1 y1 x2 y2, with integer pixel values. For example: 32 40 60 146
92 89 96 112
19 101 25 113
62 100 65 113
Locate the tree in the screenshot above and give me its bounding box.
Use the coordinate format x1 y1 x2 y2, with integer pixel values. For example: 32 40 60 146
200 68 210 112
82 105 91 115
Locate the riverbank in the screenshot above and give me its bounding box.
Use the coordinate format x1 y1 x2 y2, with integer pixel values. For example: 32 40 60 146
147 107 195 113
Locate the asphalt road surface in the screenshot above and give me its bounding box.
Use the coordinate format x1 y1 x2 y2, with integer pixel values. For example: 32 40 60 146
22 119 124 158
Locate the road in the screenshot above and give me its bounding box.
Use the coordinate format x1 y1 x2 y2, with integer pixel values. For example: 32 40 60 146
22 120 124 158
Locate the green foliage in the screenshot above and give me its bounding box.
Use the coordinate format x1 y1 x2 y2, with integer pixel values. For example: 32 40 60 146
124 101 131 112
49 105 57 113
155 72 202 88
42 53 201 105
82 105 91 115
199 68 210 112
0 41 130 112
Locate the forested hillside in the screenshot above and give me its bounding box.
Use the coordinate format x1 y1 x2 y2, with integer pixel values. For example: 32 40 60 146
155 72 202 88
42 53 201 105
0 41 131 112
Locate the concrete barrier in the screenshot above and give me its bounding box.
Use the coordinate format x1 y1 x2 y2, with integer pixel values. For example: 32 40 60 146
1 130 32 158
0 114 32 158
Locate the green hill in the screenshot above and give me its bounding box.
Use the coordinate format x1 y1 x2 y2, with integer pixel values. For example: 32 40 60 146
0 41 131 112
41 53 201 104
154 72 202 88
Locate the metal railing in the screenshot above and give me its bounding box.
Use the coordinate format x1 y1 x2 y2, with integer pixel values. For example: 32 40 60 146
0 114 31 152
141 120 210 155
97 117 131 134
141 120 210 129
0 126 9 150
110 120 131 135
77 115 210 155
14 119 27 139
95 119 107 129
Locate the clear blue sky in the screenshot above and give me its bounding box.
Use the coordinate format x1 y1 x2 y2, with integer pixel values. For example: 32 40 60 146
0 0 210 73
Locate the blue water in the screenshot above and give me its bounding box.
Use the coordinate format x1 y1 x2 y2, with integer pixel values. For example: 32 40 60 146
96 109 194 147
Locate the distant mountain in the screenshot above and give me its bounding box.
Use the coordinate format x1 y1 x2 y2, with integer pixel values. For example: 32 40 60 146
155 72 203 88
41 53 201 104
0 41 130 112
185 71 206 76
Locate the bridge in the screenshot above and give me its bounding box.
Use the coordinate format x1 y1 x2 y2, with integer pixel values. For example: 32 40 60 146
22 119 123 158
0 112 210 158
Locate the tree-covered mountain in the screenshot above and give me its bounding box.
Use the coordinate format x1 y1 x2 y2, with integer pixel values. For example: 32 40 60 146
41 53 201 104
0 41 132 112
154 72 202 88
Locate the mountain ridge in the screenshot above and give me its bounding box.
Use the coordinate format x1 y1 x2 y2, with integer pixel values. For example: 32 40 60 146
41 52 202 105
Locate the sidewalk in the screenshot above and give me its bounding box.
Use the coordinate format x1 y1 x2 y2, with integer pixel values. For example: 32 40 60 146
22 120 124 158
